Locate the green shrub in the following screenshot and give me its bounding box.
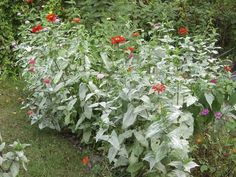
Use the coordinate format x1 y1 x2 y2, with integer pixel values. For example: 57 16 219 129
0 134 29 177
15 5 236 175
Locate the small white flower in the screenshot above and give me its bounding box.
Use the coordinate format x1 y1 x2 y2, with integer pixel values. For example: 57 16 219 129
42 27 50 32
17 12 21 16
97 73 105 79
55 18 60 23
25 20 30 24
25 46 32 52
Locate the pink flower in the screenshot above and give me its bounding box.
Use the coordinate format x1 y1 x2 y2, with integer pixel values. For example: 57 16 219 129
200 108 209 116
129 53 134 59
28 66 35 73
29 58 36 65
43 77 51 85
214 112 222 119
27 110 34 116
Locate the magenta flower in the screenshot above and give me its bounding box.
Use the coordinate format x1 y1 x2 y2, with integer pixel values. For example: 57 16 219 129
210 79 217 84
200 108 209 116
214 112 222 119
29 58 36 65
43 77 51 85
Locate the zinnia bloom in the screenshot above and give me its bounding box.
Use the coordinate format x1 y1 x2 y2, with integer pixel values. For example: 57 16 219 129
26 0 33 4
214 112 222 119
178 26 188 36
224 66 232 72
27 110 34 116
200 108 209 116
31 25 43 33
82 156 89 165
72 18 81 23
43 77 51 85
29 58 36 65
210 79 217 84
132 32 140 37
46 13 57 22
111 36 126 44
128 47 135 53
152 83 166 93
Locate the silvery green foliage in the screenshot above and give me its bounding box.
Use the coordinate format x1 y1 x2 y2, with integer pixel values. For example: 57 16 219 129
0 134 30 177
16 20 236 176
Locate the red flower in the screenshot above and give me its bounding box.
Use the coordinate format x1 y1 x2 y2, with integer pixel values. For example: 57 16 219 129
31 25 43 33
28 67 35 73
132 32 140 37
82 156 89 165
27 110 34 116
152 83 166 94
29 58 36 65
43 77 51 85
178 26 188 36
128 47 135 53
26 0 33 4
46 13 57 22
72 18 81 23
224 66 232 72
111 36 126 44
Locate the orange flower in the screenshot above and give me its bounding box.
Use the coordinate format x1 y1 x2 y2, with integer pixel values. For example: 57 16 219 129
46 13 57 22
224 65 232 72
82 156 89 165
178 26 188 36
72 18 81 23
132 32 140 37
26 0 33 3
152 83 166 94
111 36 126 44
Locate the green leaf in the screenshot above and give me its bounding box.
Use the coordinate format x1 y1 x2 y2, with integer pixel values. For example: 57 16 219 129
53 71 63 84
122 104 137 129
100 52 111 71
184 161 198 173
204 92 214 109
109 130 120 150
67 98 77 111
185 95 198 107
134 131 149 147
79 83 88 101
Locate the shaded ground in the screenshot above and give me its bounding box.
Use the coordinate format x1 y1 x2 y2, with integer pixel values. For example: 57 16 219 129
0 78 112 177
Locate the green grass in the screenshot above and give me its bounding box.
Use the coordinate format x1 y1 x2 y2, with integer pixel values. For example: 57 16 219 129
0 78 112 177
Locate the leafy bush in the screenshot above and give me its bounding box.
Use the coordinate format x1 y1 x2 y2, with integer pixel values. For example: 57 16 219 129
15 5 236 176
0 134 29 177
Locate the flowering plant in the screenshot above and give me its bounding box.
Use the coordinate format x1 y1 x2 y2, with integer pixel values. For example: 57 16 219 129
16 11 236 176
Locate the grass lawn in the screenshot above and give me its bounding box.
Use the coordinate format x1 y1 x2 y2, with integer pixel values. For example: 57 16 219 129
0 78 112 177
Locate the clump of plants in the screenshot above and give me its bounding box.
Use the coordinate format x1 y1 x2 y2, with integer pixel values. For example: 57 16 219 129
16 4 236 177
0 134 29 177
